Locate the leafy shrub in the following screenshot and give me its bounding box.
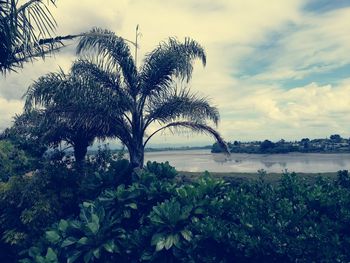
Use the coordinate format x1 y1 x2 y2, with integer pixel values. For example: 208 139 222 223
2 144 350 263
0 148 135 262
21 168 350 263
0 157 82 262
337 170 350 188
145 161 177 180
0 140 33 182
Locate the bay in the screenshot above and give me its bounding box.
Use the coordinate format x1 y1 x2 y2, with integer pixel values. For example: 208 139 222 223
144 149 350 173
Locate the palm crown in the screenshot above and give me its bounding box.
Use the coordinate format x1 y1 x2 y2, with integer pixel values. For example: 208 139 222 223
76 28 228 167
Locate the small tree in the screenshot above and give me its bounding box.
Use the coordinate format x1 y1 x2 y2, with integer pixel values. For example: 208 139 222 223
24 66 121 163
330 134 342 143
73 28 228 168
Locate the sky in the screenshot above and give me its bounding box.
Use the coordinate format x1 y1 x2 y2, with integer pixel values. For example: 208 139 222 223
1 0 350 147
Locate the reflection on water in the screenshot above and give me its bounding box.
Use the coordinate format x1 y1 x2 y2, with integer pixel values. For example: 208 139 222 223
144 149 350 173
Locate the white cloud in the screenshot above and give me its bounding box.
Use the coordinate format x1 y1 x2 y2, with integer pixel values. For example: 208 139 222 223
1 1 350 145
0 98 22 131
248 6 350 81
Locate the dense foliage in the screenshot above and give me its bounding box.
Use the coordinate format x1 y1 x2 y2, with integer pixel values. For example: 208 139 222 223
0 140 34 182
1 145 349 262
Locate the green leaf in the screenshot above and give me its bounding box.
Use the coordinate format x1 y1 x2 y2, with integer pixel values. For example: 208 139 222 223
28 247 41 257
194 207 205 215
58 219 69 232
180 229 192 241
92 248 100 259
67 251 82 263
103 240 119 253
164 235 174 250
155 239 166 251
46 231 60 244
83 251 93 263
125 203 137 209
45 248 58 262
83 202 93 208
70 221 81 229
91 214 100 225
61 237 77 247
87 222 99 234
173 234 180 247
77 237 89 245
151 233 164 246
35 255 45 263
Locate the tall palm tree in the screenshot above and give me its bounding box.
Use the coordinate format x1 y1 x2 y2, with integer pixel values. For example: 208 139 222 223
24 66 122 163
74 28 228 168
0 0 78 73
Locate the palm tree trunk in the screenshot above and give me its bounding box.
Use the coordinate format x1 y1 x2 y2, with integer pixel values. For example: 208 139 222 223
129 141 144 169
73 140 88 164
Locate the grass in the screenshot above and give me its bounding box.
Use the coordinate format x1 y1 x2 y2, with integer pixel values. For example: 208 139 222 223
178 171 338 184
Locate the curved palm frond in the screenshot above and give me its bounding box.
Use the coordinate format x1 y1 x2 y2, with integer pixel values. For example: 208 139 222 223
76 27 138 95
139 37 206 100
24 62 134 153
12 108 45 138
0 0 69 73
71 59 120 88
71 59 133 110
24 70 68 110
144 121 228 153
145 88 219 128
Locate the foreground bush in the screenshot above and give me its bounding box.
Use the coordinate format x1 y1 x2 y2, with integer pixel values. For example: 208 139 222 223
20 169 350 263
0 140 34 182
0 148 132 262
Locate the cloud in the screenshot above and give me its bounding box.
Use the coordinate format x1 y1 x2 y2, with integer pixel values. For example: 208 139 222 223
0 98 22 131
218 81 350 141
1 0 350 145
239 6 350 82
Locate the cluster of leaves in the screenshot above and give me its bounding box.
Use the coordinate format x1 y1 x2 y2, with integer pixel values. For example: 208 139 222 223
0 147 133 262
20 167 350 263
0 140 34 182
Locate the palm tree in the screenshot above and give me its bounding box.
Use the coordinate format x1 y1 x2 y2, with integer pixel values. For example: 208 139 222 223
74 28 228 168
24 66 122 163
0 0 78 73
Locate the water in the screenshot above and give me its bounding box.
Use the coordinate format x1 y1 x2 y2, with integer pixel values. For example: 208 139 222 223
144 149 350 173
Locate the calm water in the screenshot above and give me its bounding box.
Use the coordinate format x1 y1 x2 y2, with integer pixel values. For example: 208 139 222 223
144 149 350 173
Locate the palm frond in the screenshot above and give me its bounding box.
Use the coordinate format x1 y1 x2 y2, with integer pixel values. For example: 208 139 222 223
24 71 67 110
145 88 219 127
139 37 206 99
23 62 133 148
0 0 64 73
76 27 138 95
144 121 228 153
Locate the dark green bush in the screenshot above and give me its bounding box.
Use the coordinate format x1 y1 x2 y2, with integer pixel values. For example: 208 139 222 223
0 140 34 182
145 161 177 180
3 144 350 263
21 169 350 263
0 148 134 262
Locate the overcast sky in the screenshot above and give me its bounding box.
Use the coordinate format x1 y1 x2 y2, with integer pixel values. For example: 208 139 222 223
1 0 350 146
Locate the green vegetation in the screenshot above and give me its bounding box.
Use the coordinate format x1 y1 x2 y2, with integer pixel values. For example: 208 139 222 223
0 148 349 262
180 171 338 184
0 0 80 73
1 5 349 261
212 134 350 154
0 140 33 181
